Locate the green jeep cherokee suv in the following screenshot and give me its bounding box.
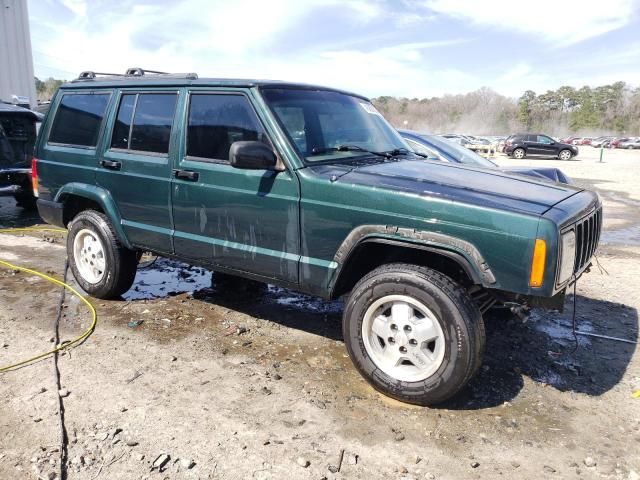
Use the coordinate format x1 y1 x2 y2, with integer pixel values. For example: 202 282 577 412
33 69 602 405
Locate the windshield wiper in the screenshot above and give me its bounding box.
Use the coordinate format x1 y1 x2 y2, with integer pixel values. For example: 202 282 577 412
310 145 392 158
383 147 429 158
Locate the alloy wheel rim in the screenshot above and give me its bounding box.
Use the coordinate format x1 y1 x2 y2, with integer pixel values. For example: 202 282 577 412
514 149 524 158
73 229 106 284
560 150 571 160
361 294 446 382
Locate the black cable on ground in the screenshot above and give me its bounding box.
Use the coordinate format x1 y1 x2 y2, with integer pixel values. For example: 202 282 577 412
569 280 579 354
53 258 70 480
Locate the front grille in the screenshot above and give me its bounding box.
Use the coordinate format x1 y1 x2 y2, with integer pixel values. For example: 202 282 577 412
573 207 602 273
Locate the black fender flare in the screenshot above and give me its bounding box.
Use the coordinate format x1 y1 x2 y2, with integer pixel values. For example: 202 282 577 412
331 225 496 290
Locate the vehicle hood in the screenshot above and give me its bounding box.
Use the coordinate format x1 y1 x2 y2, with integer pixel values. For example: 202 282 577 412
308 159 582 215
501 166 572 184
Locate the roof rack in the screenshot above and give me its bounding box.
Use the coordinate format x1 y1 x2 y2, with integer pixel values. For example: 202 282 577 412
74 68 198 82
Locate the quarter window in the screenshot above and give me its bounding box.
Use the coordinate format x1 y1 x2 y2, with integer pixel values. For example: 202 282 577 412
186 94 267 161
48 93 110 147
110 93 177 154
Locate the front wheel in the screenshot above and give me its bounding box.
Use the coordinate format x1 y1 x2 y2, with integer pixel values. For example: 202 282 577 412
558 149 573 160
512 148 525 159
342 264 485 406
67 210 138 299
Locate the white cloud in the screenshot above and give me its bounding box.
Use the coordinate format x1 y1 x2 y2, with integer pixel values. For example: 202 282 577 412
423 0 640 45
60 0 87 16
28 0 640 99
30 0 476 98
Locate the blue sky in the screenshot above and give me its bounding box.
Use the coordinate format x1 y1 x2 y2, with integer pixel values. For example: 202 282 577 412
29 0 640 98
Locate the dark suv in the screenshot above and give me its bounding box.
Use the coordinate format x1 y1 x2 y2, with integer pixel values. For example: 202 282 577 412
505 134 578 160
33 69 601 405
0 103 40 207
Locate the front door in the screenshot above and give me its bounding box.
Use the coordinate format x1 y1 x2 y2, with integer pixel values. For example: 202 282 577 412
535 135 557 156
96 90 180 253
171 90 300 284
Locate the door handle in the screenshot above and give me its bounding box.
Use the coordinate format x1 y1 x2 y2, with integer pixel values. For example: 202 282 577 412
173 169 199 181
100 160 122 170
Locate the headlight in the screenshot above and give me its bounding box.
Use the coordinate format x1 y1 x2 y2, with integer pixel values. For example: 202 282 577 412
558 230 576 284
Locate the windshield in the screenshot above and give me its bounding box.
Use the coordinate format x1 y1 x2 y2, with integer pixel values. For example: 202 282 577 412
419 134 497 168
260 88 408 163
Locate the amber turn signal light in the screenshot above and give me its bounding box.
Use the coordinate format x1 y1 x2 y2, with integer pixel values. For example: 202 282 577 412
529 239 546 287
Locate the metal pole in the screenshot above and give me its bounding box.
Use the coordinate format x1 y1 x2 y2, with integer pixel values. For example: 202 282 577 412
599 146 604 163
575 330 637 344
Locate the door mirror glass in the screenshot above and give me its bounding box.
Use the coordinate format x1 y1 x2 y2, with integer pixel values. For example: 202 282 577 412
229 141 279 170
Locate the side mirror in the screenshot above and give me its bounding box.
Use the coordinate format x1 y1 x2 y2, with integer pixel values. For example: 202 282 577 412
229 141 279 170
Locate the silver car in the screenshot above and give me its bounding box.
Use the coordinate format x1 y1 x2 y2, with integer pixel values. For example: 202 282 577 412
618 137 640 149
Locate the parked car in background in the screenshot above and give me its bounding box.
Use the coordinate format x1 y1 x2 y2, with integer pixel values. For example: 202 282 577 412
576 137 593 145
504 133 578 160
590 136 614 148
608 137 631 148
561 136 581 144
618 138 640 149
0 102 40 208
399 130 572 184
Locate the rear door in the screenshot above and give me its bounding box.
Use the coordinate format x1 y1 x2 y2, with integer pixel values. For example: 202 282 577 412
524 134 543 154
171 89 300 284
96 89 180 253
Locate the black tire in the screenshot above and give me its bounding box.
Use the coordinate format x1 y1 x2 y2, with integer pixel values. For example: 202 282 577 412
67 210 138 299
512 147 526 159
342 263 485 406
558 149 573 161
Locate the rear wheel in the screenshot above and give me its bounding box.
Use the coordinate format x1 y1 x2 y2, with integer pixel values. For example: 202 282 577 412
342 263 485 406
67 210 138 299
512 148 525 159
558 149 573 160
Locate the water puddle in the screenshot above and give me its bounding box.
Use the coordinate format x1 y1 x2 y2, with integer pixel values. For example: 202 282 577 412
124 257 212 300
600 224 640 246
529 309 593 347
266 285 343 313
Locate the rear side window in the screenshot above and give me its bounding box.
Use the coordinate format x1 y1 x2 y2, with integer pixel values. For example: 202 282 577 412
48 93 110 147
186 93 267 161
110 93 177 154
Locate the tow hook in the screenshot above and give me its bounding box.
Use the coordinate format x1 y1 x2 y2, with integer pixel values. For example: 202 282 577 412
504 302 531 322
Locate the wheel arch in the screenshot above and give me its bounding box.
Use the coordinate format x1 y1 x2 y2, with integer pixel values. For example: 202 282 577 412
54 183 132 249
329 225 496 299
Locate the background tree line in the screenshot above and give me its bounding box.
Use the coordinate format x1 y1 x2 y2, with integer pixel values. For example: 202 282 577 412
373 82 640 137
34 76 65 102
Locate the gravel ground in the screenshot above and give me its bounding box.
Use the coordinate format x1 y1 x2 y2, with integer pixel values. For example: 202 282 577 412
0 146 639 480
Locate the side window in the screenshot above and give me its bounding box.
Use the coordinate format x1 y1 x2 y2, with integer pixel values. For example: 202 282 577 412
186 93 267 161
110 93 177 154
48 93 110 147
537 135 553 144
111 94 136 150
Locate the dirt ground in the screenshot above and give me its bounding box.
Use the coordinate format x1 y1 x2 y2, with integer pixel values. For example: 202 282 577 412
1 146 639 480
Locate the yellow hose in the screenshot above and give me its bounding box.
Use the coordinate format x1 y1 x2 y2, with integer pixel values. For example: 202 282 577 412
0 227 97 373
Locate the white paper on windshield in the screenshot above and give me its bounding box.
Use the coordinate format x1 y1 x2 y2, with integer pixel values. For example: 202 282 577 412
359 102 382 116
